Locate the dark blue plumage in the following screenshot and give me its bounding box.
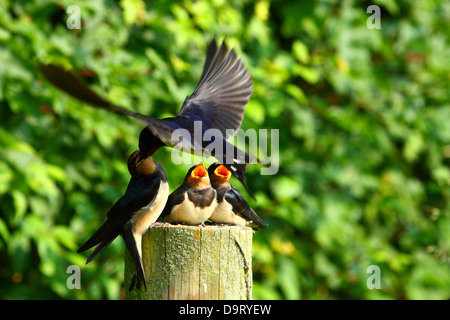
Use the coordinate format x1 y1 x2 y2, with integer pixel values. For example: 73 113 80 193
77 150 169 290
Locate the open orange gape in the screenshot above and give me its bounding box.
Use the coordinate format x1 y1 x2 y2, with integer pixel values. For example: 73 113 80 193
191 163 208 178
210 164 231 186
186 163 210 189
214 164 231 178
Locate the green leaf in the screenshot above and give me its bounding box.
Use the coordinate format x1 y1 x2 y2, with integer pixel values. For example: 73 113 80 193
403 132 424 162
292 40 310 64
271 176 302 201
120 0 146 25
245 100 265 125
12 190 27 224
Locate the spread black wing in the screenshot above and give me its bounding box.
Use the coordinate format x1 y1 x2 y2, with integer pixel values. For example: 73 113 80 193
39 40 260 198
39 40 252 145
178 41 252 140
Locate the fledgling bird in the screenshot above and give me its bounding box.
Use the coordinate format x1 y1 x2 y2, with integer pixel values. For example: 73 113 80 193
77 150 169 290
160 163 217 226
39 40 265 199
208 163 268 230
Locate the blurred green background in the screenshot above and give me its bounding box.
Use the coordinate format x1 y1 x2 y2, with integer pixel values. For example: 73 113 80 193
0 0 449 299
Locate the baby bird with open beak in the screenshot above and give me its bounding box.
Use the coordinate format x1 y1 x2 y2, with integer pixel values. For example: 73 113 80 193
208 163 268 230
160 163 218 226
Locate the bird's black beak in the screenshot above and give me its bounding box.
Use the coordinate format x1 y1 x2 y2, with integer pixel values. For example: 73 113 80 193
135 153 142 165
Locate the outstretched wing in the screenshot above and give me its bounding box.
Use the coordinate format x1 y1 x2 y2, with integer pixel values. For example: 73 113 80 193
177 40 253 139
40 40 253 146
39 41 258 199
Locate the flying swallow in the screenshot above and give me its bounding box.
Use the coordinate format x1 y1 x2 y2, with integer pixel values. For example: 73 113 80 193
208 163 268 230
160 163 217 226
77 150 169 290
39 40 264 199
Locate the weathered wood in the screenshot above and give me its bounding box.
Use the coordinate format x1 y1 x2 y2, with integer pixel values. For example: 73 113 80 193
124 225 253 300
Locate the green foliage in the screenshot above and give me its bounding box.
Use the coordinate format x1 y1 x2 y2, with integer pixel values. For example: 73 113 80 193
0 0 449 299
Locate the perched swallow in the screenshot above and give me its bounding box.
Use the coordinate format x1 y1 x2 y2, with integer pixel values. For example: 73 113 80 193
77 150 169 290
160 163 217 226
208 163 268 230
39 40 264 199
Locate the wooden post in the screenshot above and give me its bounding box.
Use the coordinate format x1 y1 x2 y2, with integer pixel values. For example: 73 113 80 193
124 225 253 300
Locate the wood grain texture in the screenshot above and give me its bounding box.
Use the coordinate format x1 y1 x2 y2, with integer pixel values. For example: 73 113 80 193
124 224 253 300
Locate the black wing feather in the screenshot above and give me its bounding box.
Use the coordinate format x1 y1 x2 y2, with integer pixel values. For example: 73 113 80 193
39 41 260 199
77 175 162 255
226 186 268 229
178 40 253 139
38 63 150 121
122 221 147 290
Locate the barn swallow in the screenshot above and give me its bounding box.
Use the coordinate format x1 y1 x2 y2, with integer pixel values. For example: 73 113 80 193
39 40 264 199
208 163 268 230
77 150 169 290
160 163 217 226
